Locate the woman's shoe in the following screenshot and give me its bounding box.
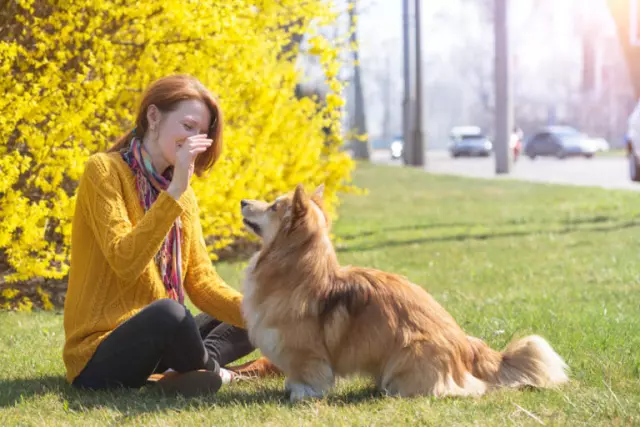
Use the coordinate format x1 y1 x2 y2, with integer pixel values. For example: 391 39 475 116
218 367 240 384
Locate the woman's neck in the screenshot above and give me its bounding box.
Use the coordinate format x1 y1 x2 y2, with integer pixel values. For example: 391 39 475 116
141 135 170 174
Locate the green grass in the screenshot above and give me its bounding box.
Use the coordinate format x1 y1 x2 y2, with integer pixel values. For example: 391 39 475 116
2 163 640 426
596 149 625 158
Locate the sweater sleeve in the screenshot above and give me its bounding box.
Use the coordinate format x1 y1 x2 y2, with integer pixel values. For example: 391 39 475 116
78 154 187 282
184 200 246 329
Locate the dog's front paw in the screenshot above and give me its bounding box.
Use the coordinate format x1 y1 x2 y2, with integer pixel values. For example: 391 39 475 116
287 381 325 402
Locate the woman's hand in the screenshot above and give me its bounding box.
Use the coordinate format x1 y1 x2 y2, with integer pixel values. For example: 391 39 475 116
167 134 212 200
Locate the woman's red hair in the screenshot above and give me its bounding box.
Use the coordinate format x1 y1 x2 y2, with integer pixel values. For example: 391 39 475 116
108 74 223 176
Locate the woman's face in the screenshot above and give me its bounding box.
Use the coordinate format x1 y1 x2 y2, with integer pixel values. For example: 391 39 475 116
145 99 212 172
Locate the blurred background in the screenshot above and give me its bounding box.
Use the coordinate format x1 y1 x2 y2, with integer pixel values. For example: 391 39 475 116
298 0 638 166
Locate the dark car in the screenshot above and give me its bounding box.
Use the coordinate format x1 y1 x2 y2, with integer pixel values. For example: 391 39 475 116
449 126 492 157
524 126 598 159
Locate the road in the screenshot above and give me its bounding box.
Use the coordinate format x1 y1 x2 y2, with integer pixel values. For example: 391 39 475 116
371 150 639 191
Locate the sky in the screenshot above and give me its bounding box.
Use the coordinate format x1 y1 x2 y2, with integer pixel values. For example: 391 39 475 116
348 0 619 142
356 0 614 64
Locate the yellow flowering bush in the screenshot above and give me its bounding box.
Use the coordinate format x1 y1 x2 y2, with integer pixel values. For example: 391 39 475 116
0 0 356 288
0 287 42 312
37 286 54 311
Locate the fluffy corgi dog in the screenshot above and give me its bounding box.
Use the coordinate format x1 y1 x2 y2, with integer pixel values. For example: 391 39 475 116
240 184 568 402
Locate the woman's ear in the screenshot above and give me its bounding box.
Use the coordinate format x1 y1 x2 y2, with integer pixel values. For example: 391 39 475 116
147 104 161 131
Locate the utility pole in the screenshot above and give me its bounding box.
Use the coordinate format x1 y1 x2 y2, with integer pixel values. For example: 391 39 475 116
402 0 425 167
411 0 425 167
402 0 414 165
494 0 512 174
349 0 371 160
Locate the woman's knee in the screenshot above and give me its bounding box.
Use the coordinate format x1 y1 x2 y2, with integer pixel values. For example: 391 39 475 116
147 298 191 329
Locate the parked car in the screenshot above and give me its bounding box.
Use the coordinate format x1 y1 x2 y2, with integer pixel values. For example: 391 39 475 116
524 126 601 159
592 137 610 152
449 126 492 157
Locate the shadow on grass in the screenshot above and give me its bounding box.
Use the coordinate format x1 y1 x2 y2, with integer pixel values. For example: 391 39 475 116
561 215 612 225
0 376 386 413
0 375 283 411
337 220 640 253
339 222 478 241
337 215 617 244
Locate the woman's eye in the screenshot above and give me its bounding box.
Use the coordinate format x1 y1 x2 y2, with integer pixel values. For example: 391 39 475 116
183 123 193 131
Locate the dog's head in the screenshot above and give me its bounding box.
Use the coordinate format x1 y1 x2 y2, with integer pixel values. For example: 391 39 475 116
240 184 328 246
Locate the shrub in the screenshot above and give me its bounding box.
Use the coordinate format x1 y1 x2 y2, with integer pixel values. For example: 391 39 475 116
0 0 356 287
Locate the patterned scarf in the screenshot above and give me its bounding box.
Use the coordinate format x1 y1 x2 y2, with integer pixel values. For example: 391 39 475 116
122 137 184 304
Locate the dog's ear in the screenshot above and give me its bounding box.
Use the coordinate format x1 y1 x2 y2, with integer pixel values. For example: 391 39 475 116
310 183 325 211
283 184 309 235
292 183 309 216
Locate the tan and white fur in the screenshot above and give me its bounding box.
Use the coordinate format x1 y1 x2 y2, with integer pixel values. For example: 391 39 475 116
240 184 569 402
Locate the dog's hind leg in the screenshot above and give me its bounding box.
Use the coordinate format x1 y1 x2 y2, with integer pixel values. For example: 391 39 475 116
382 369 486 398
378 347 487 398
379 365 441 397
283 354 334 402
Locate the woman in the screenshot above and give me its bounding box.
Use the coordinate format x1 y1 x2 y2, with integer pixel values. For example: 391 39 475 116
63 74 266 396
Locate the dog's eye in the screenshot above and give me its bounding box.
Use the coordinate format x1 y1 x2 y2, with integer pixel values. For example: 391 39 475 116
270 203 278 212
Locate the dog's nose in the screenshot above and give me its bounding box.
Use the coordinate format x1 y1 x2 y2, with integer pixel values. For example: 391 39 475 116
240 200 248 209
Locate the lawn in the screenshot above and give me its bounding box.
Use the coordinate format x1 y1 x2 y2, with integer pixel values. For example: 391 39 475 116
597 149 626 158
1 163 640 426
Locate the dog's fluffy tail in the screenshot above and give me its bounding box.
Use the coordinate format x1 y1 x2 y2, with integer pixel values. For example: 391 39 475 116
468 335 569 389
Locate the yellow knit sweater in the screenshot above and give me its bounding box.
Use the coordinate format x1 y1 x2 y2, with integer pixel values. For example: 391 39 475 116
63 152 245 383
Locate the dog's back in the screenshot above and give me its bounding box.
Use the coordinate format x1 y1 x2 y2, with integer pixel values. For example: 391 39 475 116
317 267 477 393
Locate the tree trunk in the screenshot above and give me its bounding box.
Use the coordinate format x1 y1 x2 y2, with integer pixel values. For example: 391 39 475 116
349 0 371 160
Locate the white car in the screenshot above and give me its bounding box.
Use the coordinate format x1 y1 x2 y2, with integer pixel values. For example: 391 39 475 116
590 137 610 152
390 137 403 159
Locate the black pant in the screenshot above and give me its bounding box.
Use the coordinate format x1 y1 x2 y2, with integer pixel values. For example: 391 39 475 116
72 299 254 390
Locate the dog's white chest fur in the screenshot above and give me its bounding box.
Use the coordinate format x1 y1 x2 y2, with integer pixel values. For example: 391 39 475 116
241 253 282 362
241 254 261 332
